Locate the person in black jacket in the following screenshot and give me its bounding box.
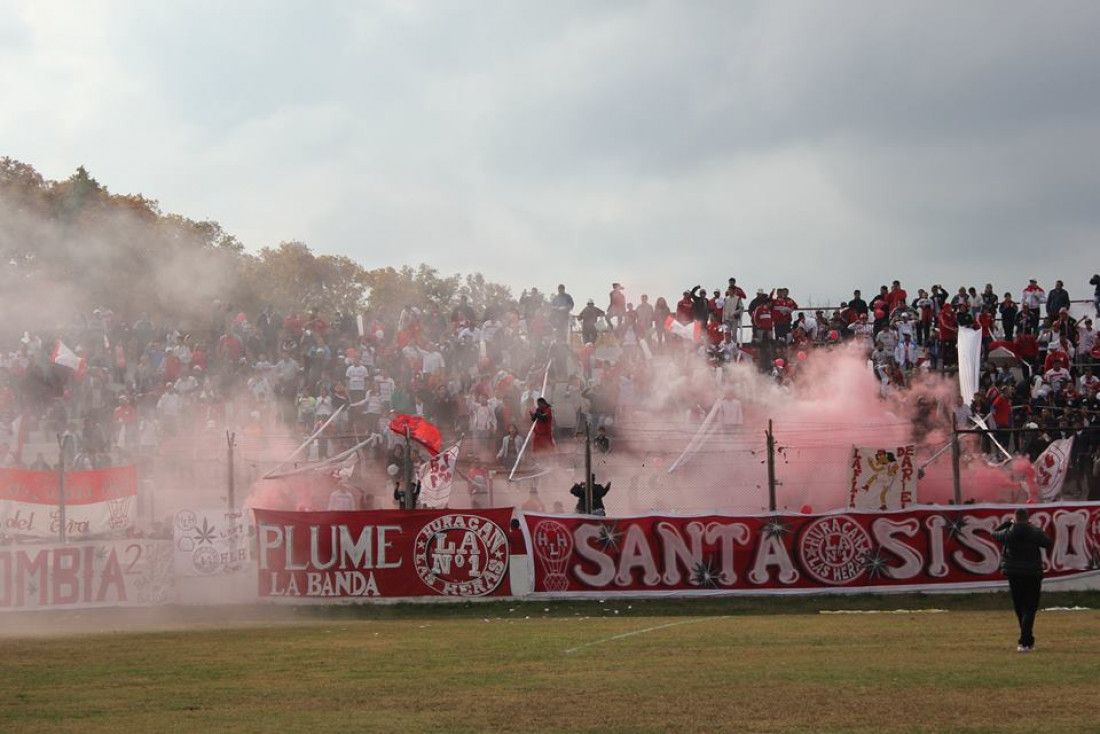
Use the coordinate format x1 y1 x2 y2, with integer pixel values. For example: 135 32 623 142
570 476 611 516
992 508 1053 652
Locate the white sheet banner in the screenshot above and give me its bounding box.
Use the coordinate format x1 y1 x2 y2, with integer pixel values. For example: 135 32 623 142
957 326 982 402
0 540 174 611
418 443 461 509
1035 437 1075 501
848 445 917 510
0 466 138 540
173 509 250 576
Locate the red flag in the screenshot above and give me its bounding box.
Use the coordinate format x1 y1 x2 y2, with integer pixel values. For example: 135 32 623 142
389 414 442 456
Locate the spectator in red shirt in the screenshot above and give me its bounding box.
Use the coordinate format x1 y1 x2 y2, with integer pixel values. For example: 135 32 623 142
938 306 958 368
771 288 798 343
217 331 242 368
675 291 694 324
283 313 305 338
886 280 908 313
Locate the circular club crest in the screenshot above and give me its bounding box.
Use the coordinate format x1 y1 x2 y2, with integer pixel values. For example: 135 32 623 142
1087 509 1100 564
531 520 574 592
192 546 221 575
798 515 873 585
414 514 508 596
174 509 198 532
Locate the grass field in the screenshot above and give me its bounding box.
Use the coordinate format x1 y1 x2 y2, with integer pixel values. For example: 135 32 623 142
2 592 1099 733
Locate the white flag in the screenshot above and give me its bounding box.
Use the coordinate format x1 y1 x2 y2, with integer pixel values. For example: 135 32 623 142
664 316 700 343
417 442 461 509
52 339 81 370
1035 437 1074 501
957 327 982 401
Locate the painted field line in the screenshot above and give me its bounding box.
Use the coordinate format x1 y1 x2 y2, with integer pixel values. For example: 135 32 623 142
564 616 726 655
819 609 948 615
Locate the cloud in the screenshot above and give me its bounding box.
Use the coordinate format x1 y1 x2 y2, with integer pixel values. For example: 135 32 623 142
4 0 1100 311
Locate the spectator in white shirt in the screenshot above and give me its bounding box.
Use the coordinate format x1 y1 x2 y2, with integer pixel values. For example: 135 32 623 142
345 357 368 402
894 333 919 370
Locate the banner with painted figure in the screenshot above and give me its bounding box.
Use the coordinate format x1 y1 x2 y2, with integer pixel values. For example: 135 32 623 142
848 446 916 510
522 503 1100 596
173 508 250 576
254 508 515 599
0 466 138 540
0 539 174 611
1035 437 1074 502
417 443 461 509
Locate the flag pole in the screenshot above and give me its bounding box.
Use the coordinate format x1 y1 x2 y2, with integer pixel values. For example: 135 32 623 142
509 360 552 481
403 428 415 510
584 419 593 514
55 433 68 543
262 404 345 478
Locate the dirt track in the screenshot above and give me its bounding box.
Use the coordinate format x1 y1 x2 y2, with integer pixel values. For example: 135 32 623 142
0 604 315 638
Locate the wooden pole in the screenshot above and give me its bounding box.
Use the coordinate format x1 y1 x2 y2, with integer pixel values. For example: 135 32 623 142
403 428 415 510
56 434 68 543
951 415 962 505
226 431 236 510
766 419 777 512
584 420 593 514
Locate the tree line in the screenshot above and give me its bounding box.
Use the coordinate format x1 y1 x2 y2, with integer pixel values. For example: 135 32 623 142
0 158 512 339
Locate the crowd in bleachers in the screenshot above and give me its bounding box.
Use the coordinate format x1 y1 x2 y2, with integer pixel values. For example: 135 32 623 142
1 273 1098 503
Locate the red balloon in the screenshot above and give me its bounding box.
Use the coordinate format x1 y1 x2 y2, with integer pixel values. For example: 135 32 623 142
799 504 814 514
828 330 839 341
874 309 886 320
796 351 808 361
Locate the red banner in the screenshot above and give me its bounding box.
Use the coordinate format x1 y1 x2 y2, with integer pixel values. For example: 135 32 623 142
254 508 516 599
0 466 137 504
522 504 1100 596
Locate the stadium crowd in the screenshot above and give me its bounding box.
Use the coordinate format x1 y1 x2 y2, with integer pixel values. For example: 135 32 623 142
1 273 1098 505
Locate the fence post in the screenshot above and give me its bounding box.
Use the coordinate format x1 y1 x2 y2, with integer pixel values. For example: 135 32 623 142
951 415 962 505
584 420 593 514
56 434 68 543
403 428 415 510
766 419 777 512
226 431 236 510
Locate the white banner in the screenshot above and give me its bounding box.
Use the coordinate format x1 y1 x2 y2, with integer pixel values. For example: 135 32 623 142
957 326 982 401
848 445 917 510
0 496 136 540
173 509 250 576
1035 437 1075 501
0 466 138 540
417 443 461 509
0 540 174 611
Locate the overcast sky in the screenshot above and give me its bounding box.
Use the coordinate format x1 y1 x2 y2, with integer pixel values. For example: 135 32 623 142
3 1 1099 309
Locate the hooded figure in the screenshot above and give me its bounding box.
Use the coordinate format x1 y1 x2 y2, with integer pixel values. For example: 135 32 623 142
530 397 555 453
